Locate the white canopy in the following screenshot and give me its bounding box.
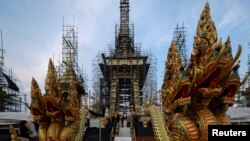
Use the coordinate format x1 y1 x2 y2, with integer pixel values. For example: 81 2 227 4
226 107 250 122
0 112 33 125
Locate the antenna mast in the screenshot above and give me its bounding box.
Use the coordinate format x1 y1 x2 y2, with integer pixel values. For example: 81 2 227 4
0 30 4 69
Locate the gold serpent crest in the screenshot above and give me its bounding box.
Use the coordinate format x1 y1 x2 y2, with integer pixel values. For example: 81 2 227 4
158 2 245 141
27 58 87 141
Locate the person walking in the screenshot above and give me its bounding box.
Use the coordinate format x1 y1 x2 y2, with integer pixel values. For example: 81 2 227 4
18 120 30 141
121 115 124 127
27 121 38 141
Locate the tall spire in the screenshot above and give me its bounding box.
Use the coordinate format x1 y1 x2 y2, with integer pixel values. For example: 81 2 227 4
196 2 217 48
120 0 130 35
116 0 133 57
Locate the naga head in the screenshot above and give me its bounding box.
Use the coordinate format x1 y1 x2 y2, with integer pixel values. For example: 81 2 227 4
191 2 218 65
59 57 82 121
29 77 46 121
162 41 191 113
43 59 62 117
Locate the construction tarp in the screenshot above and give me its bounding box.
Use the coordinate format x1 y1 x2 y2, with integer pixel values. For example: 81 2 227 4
1 72 19 92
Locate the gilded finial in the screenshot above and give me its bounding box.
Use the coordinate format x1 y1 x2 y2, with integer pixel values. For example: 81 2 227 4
224 36 233 59
197 2 217 46
83 99 88 109
200 2 211 22
193 2 217 60
59 55 77 84
45 58 58 96
31 77 39 92
146 96 150 108
167 41 180 63
31 77 42 104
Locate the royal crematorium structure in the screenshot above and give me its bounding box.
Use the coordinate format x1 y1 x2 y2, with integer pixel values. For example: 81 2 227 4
9 1 247 141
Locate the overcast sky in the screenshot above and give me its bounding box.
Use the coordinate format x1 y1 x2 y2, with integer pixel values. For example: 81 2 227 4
0 0 250 101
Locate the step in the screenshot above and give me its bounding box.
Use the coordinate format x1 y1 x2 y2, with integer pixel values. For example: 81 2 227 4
118 127 131 137
114 137 132 141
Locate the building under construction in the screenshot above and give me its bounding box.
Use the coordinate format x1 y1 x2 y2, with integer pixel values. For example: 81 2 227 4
173 23 188 64
56 24 86 98
0 31 27 112
233 42 250 108
248 42 250 90
92 0 157 115
245 42 250 106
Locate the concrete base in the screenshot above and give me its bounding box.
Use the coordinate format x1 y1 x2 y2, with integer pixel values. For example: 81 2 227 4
114 137 132 141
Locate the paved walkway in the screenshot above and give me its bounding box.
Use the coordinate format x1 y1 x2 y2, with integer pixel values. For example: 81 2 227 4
115 125 132 141
115 121 132 141
118 127 131 137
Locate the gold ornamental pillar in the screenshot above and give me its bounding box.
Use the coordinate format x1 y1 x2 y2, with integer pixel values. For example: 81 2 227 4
110 80 118 114
132 80 140 114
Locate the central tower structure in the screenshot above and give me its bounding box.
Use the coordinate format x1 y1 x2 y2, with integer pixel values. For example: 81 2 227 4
93 0 157 115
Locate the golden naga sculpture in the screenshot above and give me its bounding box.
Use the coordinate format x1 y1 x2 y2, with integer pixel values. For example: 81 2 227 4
158 2 245 141
28 58 88 141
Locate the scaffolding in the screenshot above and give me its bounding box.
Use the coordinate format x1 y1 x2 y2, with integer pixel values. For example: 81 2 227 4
246 42 250 107
234 74 248 108
0 30 27 112
173 23 187 64
56 24 86 97
248 42 250 88
91 53 104 112
233 42 250 108
92 0 157 115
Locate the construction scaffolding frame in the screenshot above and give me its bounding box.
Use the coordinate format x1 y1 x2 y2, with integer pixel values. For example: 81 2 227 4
233 43 250 108
0 30 27 112
92 0 157 115
234 74 248 107
92 48 157 114
246 42 250 107
248 42 250 88
173 23 188 64
56 24 86 97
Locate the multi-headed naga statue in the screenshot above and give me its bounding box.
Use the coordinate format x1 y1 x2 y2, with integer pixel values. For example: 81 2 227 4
28 58 88 141
155 2 247 141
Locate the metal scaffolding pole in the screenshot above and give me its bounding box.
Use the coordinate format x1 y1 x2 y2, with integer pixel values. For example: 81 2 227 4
0 30 26 112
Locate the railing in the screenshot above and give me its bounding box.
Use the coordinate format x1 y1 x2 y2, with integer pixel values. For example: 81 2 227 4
115 123 119 136
148 105 170 141
110 127 114 141
131 127 136 141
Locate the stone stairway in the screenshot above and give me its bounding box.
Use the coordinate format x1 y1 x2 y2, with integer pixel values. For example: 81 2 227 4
118 127 131 137
115 126 132 141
